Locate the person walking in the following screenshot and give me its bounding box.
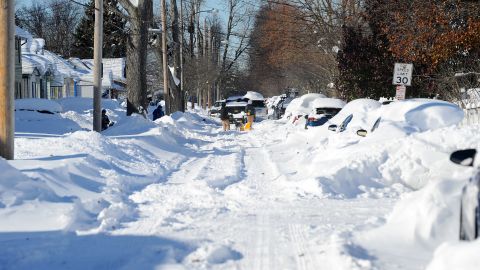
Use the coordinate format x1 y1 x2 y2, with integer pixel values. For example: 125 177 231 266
220 103 230 131
152 104 164 121
245 100 256 129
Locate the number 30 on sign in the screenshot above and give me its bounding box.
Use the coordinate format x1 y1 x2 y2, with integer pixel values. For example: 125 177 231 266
392 63 413 86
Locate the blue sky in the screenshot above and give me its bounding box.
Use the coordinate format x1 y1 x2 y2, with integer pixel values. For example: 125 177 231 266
17 0 228 25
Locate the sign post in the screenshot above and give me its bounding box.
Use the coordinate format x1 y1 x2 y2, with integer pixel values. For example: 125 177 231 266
392 63 413 100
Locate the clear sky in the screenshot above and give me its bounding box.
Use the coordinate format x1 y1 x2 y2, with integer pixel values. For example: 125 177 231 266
17 0 228 26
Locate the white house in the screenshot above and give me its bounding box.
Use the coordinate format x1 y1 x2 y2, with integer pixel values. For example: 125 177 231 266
15 26 127 100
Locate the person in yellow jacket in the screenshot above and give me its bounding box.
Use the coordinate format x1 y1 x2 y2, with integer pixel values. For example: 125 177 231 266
245 100 255 130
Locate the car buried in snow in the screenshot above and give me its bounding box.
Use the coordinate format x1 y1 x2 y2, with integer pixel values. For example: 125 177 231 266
306 98 346 127
450 149 480 241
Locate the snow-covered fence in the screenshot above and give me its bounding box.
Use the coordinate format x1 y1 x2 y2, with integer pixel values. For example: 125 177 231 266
459 99 480 126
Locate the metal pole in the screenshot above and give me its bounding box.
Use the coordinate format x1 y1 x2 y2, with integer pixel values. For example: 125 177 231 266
161 0 169 114
93 0 103 132
0 0 14 160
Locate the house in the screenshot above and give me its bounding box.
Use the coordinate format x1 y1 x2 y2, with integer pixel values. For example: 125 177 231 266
14 26 31 99
15 26 126 101
69 58 127 99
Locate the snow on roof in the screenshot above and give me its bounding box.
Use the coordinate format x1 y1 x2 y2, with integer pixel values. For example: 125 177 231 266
243 91 264 101
82 58 126 82
15 26 32 40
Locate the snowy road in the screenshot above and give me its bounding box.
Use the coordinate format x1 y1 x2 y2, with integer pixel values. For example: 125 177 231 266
2 105 475 270
115 120 396 269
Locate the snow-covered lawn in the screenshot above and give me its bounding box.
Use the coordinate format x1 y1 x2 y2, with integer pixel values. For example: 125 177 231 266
1 97 479 269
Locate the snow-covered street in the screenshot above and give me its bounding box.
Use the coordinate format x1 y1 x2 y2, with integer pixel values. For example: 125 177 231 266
1 98 480 269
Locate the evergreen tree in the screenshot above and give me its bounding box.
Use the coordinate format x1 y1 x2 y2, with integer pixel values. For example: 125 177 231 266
72 0 126 59
336 0 395 100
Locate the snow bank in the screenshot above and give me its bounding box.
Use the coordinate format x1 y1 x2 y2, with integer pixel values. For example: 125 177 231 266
15 98 63 113
284 93 327 117
0 158 60 208
427 240 480 270
58 98 122 113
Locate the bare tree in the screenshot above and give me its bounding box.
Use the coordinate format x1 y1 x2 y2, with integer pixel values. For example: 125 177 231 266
16 0 81 57
217 0 253 100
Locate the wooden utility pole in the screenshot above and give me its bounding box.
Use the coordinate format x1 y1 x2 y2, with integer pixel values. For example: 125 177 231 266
0 0 14 160
180 0 185 110
203 18 207 109
161 0 169 114
93 0 103 132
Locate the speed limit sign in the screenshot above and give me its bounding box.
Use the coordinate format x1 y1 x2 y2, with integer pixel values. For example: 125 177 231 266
392 63 413 86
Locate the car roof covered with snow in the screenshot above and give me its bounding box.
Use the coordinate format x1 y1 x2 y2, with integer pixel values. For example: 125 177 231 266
243 91 264 101
284 93 328 116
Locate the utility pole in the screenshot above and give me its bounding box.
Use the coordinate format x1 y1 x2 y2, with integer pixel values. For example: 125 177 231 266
161 0 169 114
203 17 207 109
0 0 14 160
93 0 103 132
180 0 185 111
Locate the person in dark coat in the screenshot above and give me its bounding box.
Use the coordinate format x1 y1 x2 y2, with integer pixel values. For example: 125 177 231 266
101 109 111 131
245 100 256 128
152 104 164 121
219 103 230 131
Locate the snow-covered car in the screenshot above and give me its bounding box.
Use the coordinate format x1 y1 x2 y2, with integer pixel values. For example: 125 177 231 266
326 99 381 133
209 100 226 117
243 91 267 120
450 149 480 241
306 98 346 127
225 96 249 124
284 93 327 121
351 99 464 138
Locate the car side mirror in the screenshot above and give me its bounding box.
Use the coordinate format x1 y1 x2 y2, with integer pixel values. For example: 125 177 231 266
328 124 337 132
356 129 368 137
450 149 477 167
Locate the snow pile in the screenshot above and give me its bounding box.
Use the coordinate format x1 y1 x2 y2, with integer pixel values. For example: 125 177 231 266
427 240 480 270
0 158 60 208
15 98 63 113
284 93 327 118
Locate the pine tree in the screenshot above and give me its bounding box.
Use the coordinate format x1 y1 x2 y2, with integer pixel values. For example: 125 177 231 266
72 0 127 59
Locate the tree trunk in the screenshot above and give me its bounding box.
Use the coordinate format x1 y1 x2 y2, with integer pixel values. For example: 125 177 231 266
120 0 152 116
170 0 184 112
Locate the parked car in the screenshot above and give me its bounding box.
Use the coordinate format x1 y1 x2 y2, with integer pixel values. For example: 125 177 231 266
244 91 267 120
225 96 249 125
306 98 346 127
209 99 225 117
450 149 480 241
